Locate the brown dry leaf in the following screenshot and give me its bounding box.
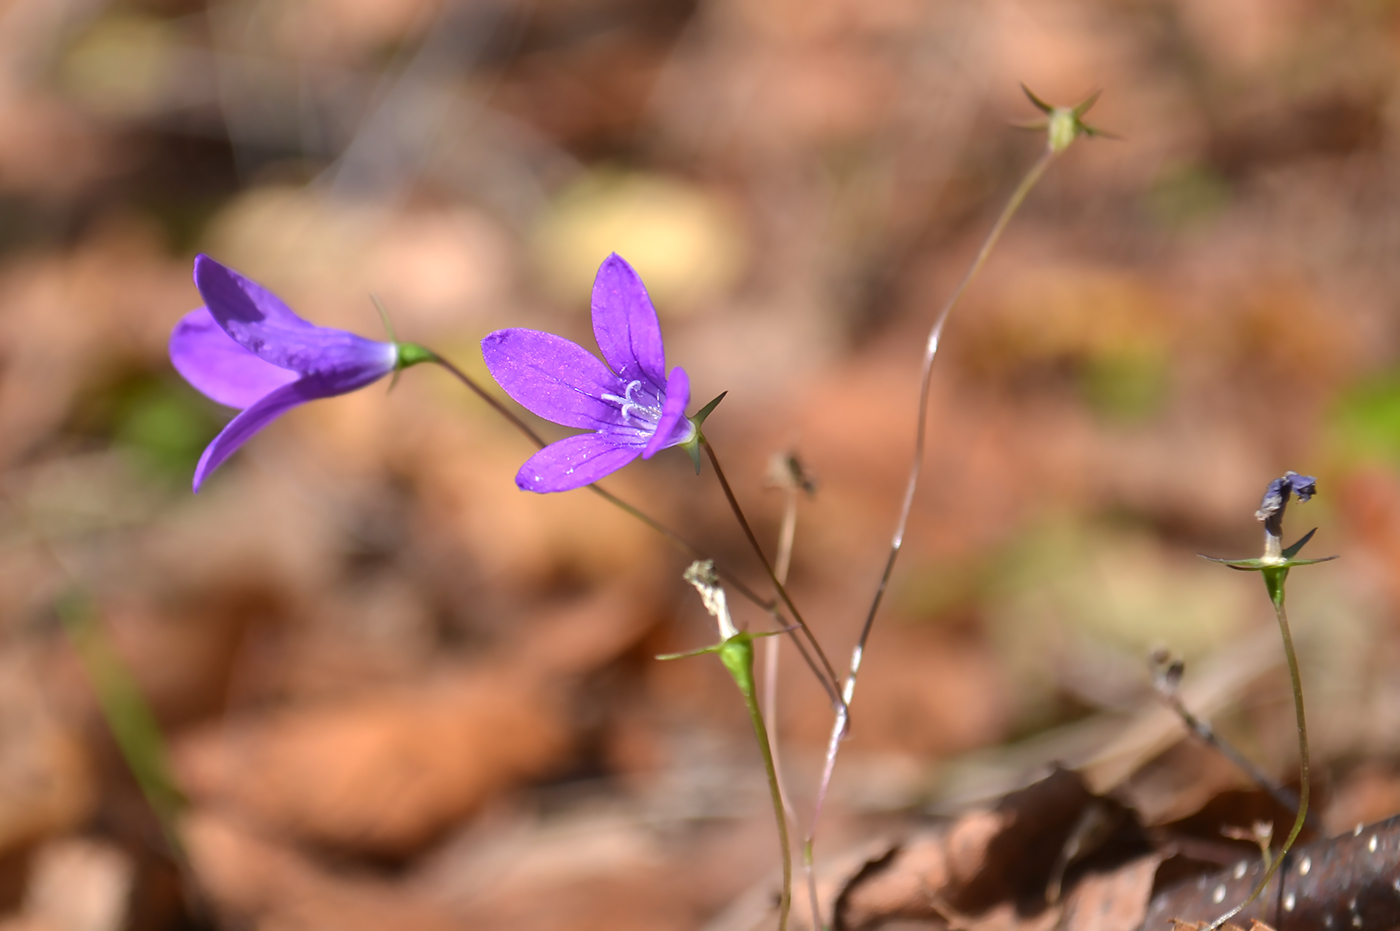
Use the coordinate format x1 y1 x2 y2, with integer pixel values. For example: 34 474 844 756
510 581 661 678
0 652 94 855
181 810 456 931
835 769 1103 930
1059 855 1163 931
173 665 571 856
1325 764 1400 835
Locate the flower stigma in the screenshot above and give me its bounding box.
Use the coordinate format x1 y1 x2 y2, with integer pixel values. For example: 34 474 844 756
601 379 662 427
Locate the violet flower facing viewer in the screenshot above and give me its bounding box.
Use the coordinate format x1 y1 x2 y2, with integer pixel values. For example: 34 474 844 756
170 255 422 492
483 254 695 493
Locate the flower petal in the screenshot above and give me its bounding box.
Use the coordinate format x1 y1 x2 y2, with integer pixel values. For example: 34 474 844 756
515 433 641 493
642 366 692 459
192 378 322 492
482 328 625 429
591 254 666 391
170 307 300 409
195 254 396 384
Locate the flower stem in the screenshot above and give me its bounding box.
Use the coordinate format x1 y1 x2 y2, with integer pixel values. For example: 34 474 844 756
804 145 1057 928
702 438 846 709
764 481 800 826
717 633 792 931
1159 684 1317 830
427 353 776 611
428 353 550 448
1209 566 1310 930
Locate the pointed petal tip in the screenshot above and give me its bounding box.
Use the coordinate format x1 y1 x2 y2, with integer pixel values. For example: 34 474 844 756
592 253 666 388
192 252 229 288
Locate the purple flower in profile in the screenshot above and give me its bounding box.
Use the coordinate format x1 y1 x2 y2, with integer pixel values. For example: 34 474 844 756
482 253 695 493
170 254 402 492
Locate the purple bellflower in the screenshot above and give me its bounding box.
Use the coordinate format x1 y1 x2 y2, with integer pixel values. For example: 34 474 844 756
482 253 697 493
170 254 428 492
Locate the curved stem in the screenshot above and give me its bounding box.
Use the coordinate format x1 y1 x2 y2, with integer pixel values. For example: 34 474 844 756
430 353 549 447
854 146 1055 689
1209 567 1309 930
803 146 1057 930
428 354 775 611
702 438 846 709
743 655 793 931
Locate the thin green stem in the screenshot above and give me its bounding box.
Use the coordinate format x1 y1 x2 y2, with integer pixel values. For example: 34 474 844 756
1161 692 1318 830
1209 567 1309 929
428 354 775 611
702 439 846 709
803 146 1057 931
743 655 793 931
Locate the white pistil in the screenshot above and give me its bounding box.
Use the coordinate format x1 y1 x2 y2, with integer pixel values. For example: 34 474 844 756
601 379 662 427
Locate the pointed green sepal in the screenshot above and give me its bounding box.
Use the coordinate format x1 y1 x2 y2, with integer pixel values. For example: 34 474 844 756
1022 83 1054 114
1281 555 1339 567
1022 85 1113 153
683 438 703 474
656 643 723 661
680 392 727 475
1282 528 1317 560
1072 89 1102 119
693 391 727 427
372 293 398 343
1201 555 1271 570
1201 551 1339 571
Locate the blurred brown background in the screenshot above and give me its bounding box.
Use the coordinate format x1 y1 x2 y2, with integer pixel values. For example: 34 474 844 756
4 0 1400 929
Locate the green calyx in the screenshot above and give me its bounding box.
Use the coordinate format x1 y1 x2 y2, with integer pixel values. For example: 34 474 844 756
395 341 438 370
1201 528 1338 572
681 391 727 474
656 629 780 669
657 632 757 692
1021 85 1111 154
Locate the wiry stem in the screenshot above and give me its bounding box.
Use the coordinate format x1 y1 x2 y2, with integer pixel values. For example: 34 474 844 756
765 479 801 826
1158 686 1317 830
1209 567 1310 930
430 353 549 447
428 354 775 612
702 439 846 709
803 146 1057 930
743 652 793 931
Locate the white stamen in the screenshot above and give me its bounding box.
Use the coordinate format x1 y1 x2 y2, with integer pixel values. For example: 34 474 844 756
601 379 663 427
